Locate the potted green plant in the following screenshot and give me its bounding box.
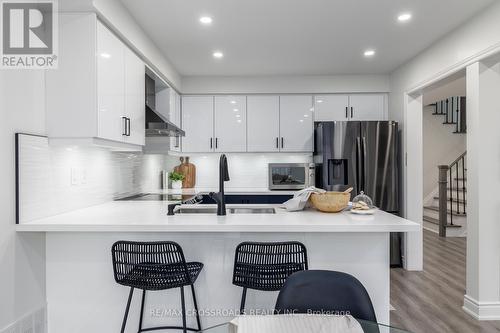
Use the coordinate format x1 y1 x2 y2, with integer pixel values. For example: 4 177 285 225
169 172 185 189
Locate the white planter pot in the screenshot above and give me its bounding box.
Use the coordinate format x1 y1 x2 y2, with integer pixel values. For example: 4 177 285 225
172 180 183 189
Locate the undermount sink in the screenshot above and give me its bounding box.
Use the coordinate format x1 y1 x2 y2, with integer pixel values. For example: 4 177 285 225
174 206 276 215
176 207 218 214
227 207 276 214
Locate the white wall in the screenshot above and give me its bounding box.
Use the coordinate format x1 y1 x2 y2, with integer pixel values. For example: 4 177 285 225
59 0 182 90
166 153 312 189
0 71 47 329
182 75 390 94
422 106 466 198
422 75 467 198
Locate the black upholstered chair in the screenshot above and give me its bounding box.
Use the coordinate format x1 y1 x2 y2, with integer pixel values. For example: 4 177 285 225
232 241 308 313
112 241 203 333
275 270 378 331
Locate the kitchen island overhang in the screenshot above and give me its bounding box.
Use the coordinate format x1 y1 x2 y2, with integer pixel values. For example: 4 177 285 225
17 202 419 333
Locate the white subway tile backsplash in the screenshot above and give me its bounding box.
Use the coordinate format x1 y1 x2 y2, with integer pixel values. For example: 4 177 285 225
17 135 168 223
166 153 312 189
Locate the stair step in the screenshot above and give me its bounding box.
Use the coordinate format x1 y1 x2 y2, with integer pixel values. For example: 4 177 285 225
423 206 467 216
423 216 462 228
442 122 457 125
434 196 467 204
454 177 467 181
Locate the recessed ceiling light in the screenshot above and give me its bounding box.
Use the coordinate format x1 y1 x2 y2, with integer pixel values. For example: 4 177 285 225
100 53 111 59
199 16 213 25
316 99 323 103
235 114 241 118
364 49 376 57
397 13 412 22
213 51 224 59
230 100 236 104
233 108 239 112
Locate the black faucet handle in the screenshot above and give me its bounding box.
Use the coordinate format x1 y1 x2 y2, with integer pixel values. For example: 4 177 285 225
167 203 180 216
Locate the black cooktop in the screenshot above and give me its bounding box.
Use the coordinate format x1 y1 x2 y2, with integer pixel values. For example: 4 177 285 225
118 193 189 201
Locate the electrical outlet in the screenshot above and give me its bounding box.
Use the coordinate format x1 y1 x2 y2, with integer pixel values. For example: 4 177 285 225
71 167 79 186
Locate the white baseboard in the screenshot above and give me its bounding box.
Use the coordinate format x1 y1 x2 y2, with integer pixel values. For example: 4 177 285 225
0 304 47 333
463 295 500 320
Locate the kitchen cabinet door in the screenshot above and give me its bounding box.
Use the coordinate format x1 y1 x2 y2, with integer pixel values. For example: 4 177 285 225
97 21 125 142
349 94 386 121
214 96 247 152
314 95 349 121
247 96 280 152
182 96 214 152
170 91 182 152
124 47 145 146
279 96 314 152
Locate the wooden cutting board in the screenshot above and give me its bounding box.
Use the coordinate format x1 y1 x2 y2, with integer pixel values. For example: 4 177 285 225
175 157 196 188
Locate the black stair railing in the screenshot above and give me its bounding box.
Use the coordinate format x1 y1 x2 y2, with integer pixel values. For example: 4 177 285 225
431 96 466 133
437 152 467 237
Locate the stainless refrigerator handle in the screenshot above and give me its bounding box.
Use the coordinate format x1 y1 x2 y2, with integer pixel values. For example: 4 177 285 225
362 136 367 192
356 137 362 194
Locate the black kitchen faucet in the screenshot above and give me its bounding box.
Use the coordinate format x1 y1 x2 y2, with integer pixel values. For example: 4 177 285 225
209 154 230 215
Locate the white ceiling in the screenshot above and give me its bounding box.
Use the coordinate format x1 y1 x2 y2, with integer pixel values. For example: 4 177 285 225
120 0 495 76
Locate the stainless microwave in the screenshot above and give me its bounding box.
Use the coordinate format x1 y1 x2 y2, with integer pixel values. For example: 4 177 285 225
268 163 315 190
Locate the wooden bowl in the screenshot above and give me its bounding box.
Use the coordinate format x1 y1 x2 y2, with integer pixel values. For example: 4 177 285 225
309 192 351 213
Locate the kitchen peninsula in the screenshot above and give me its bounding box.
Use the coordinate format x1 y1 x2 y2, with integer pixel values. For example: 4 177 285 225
17 196 418 333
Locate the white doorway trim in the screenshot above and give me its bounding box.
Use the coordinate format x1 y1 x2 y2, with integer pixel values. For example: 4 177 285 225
403 92 423 271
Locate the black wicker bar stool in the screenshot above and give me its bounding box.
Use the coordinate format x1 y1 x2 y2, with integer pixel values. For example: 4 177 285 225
232 241 308 313
111 241 203 333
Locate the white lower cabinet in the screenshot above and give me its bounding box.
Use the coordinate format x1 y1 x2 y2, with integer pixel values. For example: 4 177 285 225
279 95 314 152
215 96 247 152
247 96 280 152
181 96 214 153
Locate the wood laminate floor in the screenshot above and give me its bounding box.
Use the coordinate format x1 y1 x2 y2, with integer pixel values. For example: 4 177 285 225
390 230 500 333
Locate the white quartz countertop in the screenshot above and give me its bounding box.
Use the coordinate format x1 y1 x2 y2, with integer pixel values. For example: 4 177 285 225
16 201 419 233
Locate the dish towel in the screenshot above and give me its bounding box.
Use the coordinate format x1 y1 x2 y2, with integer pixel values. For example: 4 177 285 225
283 186 326 212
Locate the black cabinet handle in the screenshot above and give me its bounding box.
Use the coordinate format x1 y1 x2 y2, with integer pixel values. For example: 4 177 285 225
215 137 218 149
122 117 127 136
210 138 213 149
281 137 284 148
276 137 279 149
126 117 131 136
345 107 348 119
350 107 354 118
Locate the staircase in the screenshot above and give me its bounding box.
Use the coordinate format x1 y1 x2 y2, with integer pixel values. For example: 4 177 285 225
423 152 467 237
423 96 467 237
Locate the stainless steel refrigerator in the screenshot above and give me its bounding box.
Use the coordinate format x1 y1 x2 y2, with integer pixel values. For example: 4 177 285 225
314 121 402 266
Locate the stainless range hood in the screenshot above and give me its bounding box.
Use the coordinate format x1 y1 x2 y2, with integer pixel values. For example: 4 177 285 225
145 74 185 137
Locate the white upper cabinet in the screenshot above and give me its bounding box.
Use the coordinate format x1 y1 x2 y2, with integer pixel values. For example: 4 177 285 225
124 47 145 146
46 14 146 148
279 96 314 152
97 22 125 142
247 96 280 152
312 94 387 121
170 90 182 152
182 96 214 153
214 96 247 152
314 95 349 121
349 94 386 121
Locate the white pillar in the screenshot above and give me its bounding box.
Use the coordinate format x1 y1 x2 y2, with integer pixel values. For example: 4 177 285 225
404 93 423 271
463 60 500 320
